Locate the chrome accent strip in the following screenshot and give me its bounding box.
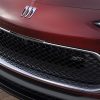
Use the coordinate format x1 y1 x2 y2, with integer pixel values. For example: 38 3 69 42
0 27 100 93
94 20 100 28
28 7 37 18
21 6 29 17
97 22 100 26
0 27 100 59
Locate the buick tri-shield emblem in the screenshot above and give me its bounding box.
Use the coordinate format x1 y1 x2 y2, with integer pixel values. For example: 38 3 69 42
21 0 37 18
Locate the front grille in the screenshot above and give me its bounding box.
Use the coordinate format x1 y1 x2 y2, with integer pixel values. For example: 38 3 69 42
0 27 100 89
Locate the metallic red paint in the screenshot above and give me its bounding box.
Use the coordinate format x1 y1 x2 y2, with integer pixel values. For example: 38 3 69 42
0 0 100 53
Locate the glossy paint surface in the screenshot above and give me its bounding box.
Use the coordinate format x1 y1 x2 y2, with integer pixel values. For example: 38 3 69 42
0 0 100 53
37 0 100 10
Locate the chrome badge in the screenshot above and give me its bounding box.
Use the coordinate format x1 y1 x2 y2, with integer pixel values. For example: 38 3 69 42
21 0 37 18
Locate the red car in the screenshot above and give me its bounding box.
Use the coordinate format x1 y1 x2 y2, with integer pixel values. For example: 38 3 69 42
0 0 100 100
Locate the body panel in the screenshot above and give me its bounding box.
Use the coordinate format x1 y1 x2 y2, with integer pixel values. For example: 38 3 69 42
0 0 100 53
0 0 100 100
37 0 100 10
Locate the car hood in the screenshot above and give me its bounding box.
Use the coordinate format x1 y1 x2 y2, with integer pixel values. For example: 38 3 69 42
0 0 100 53
37 0 100 10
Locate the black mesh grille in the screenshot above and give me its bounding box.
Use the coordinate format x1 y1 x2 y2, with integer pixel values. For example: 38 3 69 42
0 28 100 87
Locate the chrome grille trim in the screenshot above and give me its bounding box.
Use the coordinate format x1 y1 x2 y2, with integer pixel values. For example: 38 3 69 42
0 27 100 59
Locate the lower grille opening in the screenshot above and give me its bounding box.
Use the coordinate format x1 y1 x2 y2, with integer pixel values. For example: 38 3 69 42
0 27 100 90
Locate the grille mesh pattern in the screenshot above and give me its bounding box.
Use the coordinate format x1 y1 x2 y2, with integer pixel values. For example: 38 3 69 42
0 28 100 87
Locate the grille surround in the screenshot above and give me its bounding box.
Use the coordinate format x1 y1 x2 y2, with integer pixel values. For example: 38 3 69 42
0 27 100 93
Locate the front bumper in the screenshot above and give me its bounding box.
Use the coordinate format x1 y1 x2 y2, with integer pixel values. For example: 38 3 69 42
1 67 61 100
1 66 100 100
